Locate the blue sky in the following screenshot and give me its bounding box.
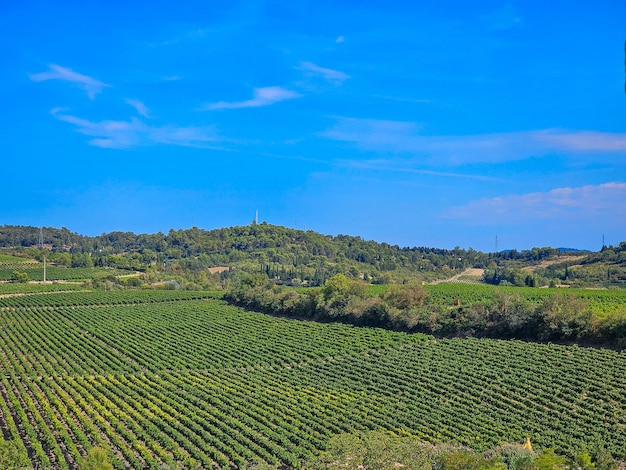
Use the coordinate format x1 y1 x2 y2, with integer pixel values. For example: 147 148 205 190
2 0 625 251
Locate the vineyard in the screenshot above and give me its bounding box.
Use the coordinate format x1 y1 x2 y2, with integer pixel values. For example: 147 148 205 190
0 265 128 281
0 282 87 296
0 288 625 468
0 254 130 282
423 283 626 317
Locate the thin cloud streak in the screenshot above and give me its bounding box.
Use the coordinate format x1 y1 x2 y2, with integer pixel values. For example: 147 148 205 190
335 158 499 181
205 86 301 110
51 109 221 149
298 62 349 85
125 99 151 118
263 152 495 181
535 131 626 152
29 64 110 99
324 117 626 163
444 182 626 224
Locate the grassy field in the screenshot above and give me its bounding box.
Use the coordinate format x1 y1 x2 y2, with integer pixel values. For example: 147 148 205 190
0 286 625 468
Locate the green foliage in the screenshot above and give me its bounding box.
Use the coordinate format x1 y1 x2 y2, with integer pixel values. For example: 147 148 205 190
311 432 435 469
308 433 618 470
436 450 504 469
383 283 428 310
228 275 434 329
576 452 595 469
0 438 30 468
534 448 567 469
79 446 114 470
227 279 626 347
536 293 591 341
10 270 29 282
485 444 535 470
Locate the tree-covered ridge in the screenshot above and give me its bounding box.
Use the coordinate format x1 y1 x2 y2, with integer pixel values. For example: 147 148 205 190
0 224 481 285
1 224 624 287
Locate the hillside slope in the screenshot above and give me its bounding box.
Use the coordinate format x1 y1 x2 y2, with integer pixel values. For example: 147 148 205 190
1 224 624 287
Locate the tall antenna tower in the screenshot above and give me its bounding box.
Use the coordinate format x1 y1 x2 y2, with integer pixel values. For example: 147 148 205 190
495 235 499 253
255 210 259 225
38 227 43 249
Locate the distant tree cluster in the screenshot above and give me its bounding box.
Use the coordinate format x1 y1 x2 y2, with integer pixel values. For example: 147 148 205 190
225 273 430 330
299 431 622 470
10 270 29 283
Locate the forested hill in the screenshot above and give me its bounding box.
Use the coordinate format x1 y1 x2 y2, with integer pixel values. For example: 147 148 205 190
0 224 624 286
0 223 490 283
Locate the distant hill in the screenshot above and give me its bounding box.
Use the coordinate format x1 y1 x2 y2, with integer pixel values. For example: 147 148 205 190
0 224 624 288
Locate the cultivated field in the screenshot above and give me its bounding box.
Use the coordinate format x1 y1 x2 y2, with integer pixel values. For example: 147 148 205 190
0 287 625 468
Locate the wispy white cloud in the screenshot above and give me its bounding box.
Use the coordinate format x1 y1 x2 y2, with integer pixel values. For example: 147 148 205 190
261 151 493 181
125 99 151 118
324 117 626 164
534 131 626 152
444 182 626 224
204 86 301 110
51 109 221 149
298 62 349 85
29 64 110 99
336 36 345 43
334 158 499 181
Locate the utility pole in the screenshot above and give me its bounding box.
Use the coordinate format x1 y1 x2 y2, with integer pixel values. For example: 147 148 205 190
43 256 46 283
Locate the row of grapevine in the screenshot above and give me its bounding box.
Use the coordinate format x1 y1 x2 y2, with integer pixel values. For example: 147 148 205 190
0 282 86 295
0 289 220 309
